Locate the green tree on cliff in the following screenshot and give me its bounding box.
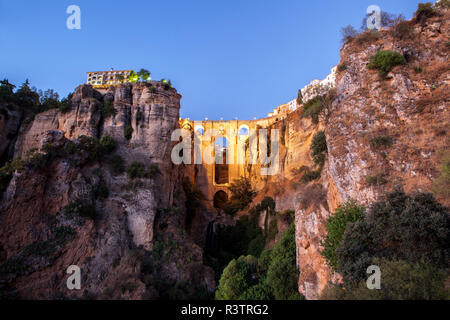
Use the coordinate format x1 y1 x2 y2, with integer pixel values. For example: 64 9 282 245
137 69 151 82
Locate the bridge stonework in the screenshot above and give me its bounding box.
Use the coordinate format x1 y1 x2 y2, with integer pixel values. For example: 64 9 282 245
180 117 280 210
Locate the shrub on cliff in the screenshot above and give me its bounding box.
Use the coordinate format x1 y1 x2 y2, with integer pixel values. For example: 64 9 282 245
368 51 406 77
0 159 24 193
340 25 359 43
127 161 160 179
320 201 365 272
124 125 133 140
336 188 450 284
100 134 116 153
101 100 116 118
224 177 256 215
109 155 125 174
432 151 450 198
320 259 450 300
311 131 327 166
216 224 301 300
392 20 415 40
63 199 96 221
0 79 16 103
265 224 301 300
301 96 323 124
415 2 435 23
216 255 259 300
369 135 393 149
261 196 276 213
436 0 450 9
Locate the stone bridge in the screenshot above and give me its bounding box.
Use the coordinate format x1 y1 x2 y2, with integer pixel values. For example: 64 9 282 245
179 117 281 211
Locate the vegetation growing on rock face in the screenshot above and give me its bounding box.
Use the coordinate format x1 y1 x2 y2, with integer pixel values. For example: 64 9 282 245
311 131 328 166
300 131 328 184
101 99 116 118
0 159 24 193
0 79 73 116
63 199 97 221
124 125 134 140
320 258 450 300
215 224 302 301
109 154 125 174
127 161 160 180
320 201 365 271
301 97 324 124
206 214 265 280
0 225 76 278
415 2 436 23
223 177 257 215
432 151 450 198
338 189 449 284
369 135 393 149
340 25 359 43
319 188 450 300
368 50 406 77
100 134 117 153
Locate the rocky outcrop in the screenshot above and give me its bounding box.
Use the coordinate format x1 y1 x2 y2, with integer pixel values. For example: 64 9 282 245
0 82 216 299
294 8 449 299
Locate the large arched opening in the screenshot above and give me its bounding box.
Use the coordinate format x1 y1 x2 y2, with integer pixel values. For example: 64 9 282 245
215 137 229 185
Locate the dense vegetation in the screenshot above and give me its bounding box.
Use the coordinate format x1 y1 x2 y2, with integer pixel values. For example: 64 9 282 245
300 131 328 183
0 79 72 116
223 177 257 215
433 151 450 199
205 214 265 282
320 201 365 271
215 224 302 300
320 188 450 299
368 50 406 77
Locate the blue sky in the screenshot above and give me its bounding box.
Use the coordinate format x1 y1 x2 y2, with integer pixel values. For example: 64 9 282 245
0 0 421 120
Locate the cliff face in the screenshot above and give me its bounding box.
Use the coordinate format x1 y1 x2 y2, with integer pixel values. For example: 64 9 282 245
0 82 215 299
0 8 448 301
0 104 22 163
294 8 449 299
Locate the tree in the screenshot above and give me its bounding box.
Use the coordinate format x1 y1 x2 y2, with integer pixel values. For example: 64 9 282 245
216 255 259 300
311 131 328 166
137 69 151 82
38 89 60 111
265 224 300 300
224 177 257 215
361 11 405 31
368 50 405 77
340 25 359 43
128 71 139 82
0 79 16 102
296 89 303 105
15 79 40 110
320 259 450 300
433 151 450 198
337 188 450 284
320 200 365 271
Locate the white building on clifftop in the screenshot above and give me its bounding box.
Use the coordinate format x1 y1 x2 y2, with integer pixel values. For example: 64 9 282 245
301 66 337 103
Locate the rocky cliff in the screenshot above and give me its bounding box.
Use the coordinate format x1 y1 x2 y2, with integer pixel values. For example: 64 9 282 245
294 7 449 299
0 82 215 299
0 6 448 301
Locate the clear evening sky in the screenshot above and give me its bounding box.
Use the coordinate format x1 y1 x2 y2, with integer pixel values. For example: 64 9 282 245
0 0 421 120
